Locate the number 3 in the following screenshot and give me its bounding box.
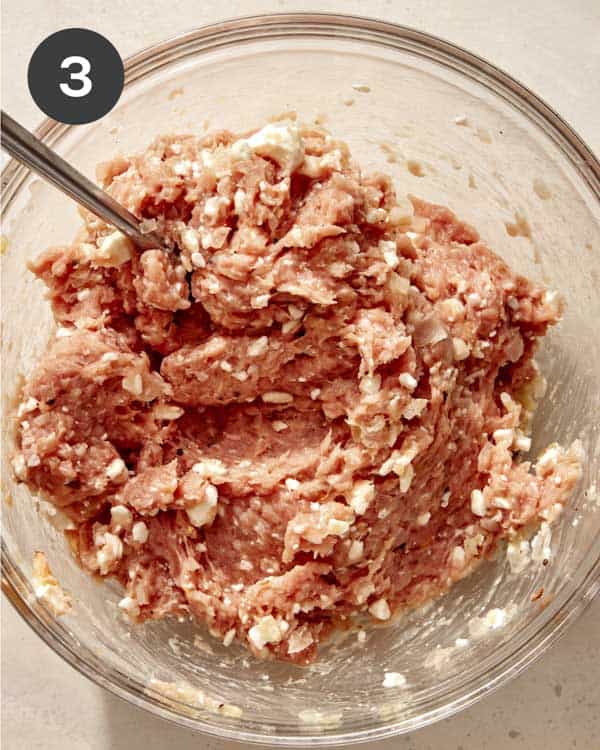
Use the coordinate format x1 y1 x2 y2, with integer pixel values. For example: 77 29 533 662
60 55 92 98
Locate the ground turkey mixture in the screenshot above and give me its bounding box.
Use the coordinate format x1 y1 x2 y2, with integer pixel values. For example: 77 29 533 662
13 120 582 663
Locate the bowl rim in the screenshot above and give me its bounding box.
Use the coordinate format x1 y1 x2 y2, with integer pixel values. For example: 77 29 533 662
2 12 599 747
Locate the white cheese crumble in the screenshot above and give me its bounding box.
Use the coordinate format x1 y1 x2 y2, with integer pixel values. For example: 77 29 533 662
288 303 303 320
32 551 72 617
536 444 562 473
298 150 344 178
514 431 532 452
359 374 381 395
231 123 304 172
173 159 192 175
186 484 219 528
438 298 465 322
470 489 487 517
250 293 270 309
88 231 134 267
233 189 246 214
369 598 391 620
327 518 351 536
398 373 417 390
506 538 531 573
181 228 200 253
118 595 140 617
262 391 293 404
287 627 314 655
468 605 516 639
347 539 364 564
191 458 227 480
379 240 399 268
298 709 343 728
282 319 300 334
247 336 269 357
349 480 375 515
451 545 466 568
248 615 288 649
106 458 127 481
204 195 229 219
388 199 414 225
452 337 470 360
190 251 206 268
539 502 563 523
379 446 417 489
493 428 514 445
492 496 512 510
403 398 427 420
12 453 27 480
132 521 149 544
154 404 184 421
96 532 123 574
366 208 387 224
530 521 552 562
122 372 143 396
382 672 407 688
18 397 39 416
424 646 455 671
110 505 132 529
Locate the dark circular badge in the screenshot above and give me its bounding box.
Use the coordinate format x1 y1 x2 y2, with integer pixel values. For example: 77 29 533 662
27 28 124 125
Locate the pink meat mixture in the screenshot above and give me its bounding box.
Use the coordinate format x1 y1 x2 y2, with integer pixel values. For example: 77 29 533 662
13 121 581 663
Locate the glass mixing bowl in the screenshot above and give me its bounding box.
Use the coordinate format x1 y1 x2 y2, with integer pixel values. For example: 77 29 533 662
2 13 599 746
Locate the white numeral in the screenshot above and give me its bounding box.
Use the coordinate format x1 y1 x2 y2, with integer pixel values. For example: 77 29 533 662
59 55 92 98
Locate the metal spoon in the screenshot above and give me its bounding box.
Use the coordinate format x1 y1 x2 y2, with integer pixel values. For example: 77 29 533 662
1 110 163 251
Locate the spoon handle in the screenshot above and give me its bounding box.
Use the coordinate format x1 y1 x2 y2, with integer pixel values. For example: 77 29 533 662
1 111 162 251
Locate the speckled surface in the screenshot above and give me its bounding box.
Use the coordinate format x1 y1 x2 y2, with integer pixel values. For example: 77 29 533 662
1 1 599 748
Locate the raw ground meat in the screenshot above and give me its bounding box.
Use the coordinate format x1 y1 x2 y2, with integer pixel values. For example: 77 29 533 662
13 119 582 663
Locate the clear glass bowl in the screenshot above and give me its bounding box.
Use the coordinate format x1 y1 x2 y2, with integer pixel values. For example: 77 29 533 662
2 13 599 746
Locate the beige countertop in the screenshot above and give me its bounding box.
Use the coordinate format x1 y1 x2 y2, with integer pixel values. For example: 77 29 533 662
1 1 599 748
